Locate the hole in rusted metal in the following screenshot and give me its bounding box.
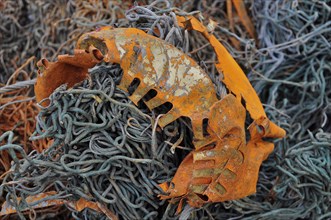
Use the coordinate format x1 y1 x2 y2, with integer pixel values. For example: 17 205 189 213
202 118 210 137
196 193 209 201
79 37 108 56
142 89 157 102
257 125 265 134
199 142 216 152
241 96 247 109
153 102 173 115
92 49 104 60
41 59 49 68
127 78 141 95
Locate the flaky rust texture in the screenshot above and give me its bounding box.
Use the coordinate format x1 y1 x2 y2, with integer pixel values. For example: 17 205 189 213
34 16 285 210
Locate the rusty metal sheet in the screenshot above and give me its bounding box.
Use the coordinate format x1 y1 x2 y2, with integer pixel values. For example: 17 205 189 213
176 15 285 139
35 48 102 106
226 0 257 48
34 23 285 211
76 27 219 140
35 27 219 141
231 0 257 41
160 94 265 207
0 191 118 219
0 192 63 216
157 16 286 209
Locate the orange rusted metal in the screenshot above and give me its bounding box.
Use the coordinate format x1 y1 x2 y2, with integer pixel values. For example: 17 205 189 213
0 191 117 219
231 0 257 42
34 18 285 210
0 96 48 153
1 81 50 177
36 27 219 141
35 49 102 106
159 94 281 208
0 192 64 216
76 27 221 139
156 15 285 208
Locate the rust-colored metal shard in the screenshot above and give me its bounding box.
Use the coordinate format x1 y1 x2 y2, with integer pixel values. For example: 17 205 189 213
176 15 285 138
34 22 286 211
231 0 257 42
0 192 64 216
158 16 286 210
35 27 219 141
76 27 219 138
226 0 258 48
160 94 259 206
35 48 102 106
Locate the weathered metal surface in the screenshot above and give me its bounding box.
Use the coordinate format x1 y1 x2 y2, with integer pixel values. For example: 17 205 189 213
34 22 285 210
158 15 286 208
35 50 101 106
76 27 219 140
159 94 279 208
36 27 219 141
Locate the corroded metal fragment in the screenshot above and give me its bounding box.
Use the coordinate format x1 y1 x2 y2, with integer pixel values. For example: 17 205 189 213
157 15 286 208
76 27 219 140
35 49 101 106
160 94 261 207
36 27 219 141
34 22 286 211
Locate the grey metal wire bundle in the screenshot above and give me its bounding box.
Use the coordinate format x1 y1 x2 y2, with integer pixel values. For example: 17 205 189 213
0 0 130 84
0 1 196 219
1 0 331 219
0 65 189 220
0 79 36 94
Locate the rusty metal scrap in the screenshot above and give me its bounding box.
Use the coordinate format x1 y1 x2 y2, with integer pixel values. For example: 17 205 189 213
37 27 219 141
0 72 49 176
35 50 102 106
34 19 285 210
158 15 286 208
160 94 282 208
0 191 117 219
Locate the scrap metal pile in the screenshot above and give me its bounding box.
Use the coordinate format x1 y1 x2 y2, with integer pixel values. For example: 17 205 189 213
0 0 330 219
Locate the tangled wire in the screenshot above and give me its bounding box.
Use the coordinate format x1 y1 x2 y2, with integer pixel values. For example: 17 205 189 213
1 65 189 220
0 0 330 219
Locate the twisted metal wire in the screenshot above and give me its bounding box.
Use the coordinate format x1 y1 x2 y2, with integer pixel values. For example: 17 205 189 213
0 79 36 94
1 66 187 220
1 0 330 219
